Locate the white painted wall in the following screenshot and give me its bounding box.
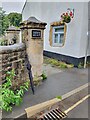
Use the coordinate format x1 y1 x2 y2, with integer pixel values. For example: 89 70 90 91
88 2 90 55
22 1 89 58
79 2 90 57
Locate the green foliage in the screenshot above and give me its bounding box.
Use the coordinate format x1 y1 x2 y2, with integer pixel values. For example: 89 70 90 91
78 61 90 68
0 7 9 36
44 57 74 69
56 96 62 100
0 69 29 111
0 7 22 36
0 38 8 46
78 62 83 69
7 12 22 27
41 72 47 81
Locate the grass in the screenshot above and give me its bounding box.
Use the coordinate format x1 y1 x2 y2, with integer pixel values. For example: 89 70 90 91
44 56 74 69
78 62 83 69
56 96 62 100
78 61 90 69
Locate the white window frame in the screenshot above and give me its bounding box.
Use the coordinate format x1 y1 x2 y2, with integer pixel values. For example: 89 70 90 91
52 25 64 47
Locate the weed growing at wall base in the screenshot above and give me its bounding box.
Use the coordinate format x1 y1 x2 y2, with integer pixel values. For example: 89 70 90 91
44 56 74 69
0 69 29 111
41 71 47 81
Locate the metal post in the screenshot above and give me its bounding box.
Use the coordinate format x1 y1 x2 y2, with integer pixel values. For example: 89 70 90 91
84 32 89 68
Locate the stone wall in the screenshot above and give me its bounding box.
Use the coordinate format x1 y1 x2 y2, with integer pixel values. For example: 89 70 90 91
0 43 27 89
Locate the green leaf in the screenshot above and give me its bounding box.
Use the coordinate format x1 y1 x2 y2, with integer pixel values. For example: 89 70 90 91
1 69 29 111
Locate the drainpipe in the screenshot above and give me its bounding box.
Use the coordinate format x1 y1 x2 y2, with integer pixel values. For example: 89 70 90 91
19 30 22 43
84 32 89 68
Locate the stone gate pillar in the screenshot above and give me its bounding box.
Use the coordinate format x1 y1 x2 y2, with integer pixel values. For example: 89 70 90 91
6 25 20 45
20 17 47 79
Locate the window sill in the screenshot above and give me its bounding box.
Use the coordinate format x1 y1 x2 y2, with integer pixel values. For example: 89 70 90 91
52 44 64 47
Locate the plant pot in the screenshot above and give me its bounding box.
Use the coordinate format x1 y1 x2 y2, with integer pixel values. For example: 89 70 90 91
65 18 71 23
63 16 71 23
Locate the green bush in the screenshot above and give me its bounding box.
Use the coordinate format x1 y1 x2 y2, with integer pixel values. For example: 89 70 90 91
0 69 29 111
41 72 47 81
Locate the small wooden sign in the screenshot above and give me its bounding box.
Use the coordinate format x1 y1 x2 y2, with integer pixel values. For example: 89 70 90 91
32 30 41 38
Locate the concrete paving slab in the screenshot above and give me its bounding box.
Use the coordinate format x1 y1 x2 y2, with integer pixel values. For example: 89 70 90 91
43 64 63 76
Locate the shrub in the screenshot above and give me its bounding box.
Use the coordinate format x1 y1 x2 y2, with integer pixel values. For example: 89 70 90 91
0 69 29 111
41 72 47 81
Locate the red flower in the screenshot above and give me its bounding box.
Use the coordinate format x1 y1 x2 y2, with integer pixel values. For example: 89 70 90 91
60 10 74 23
70 11 73 16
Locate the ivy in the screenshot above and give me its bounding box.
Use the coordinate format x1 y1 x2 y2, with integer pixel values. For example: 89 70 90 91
0 69 29 111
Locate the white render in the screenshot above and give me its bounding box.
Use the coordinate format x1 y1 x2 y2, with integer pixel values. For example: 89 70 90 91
22 1 90 58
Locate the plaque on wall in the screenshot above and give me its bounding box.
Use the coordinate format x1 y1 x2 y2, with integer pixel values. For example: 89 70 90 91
32 30 41 38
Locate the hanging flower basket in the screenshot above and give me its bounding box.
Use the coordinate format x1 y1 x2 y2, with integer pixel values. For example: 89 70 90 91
61 10 74 23
63 15 71 23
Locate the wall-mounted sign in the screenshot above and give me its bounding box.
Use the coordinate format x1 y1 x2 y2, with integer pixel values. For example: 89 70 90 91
32 30 41 38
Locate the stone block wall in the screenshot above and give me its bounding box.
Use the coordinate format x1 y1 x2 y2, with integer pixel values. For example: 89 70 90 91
20 17 47 79
0 43 27 89
22 29 44 78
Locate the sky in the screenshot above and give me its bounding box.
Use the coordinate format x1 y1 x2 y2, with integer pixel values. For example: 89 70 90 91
1 0 26 14
1 0 89 14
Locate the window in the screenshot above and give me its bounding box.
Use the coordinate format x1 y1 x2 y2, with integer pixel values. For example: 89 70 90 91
53 25 64 47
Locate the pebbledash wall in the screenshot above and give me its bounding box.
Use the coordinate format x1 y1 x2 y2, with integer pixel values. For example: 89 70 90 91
0 43 27 89
22 1 90 66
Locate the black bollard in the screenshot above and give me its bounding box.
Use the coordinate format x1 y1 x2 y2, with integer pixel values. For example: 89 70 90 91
25 54 35 94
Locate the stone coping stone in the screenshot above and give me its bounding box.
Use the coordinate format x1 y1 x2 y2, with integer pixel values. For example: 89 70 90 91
20 16 47 26
0 43 25 54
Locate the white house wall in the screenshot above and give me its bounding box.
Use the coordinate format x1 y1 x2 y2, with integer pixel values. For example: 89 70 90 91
22 2 88 58
88 2 90 55
79 2 90 57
